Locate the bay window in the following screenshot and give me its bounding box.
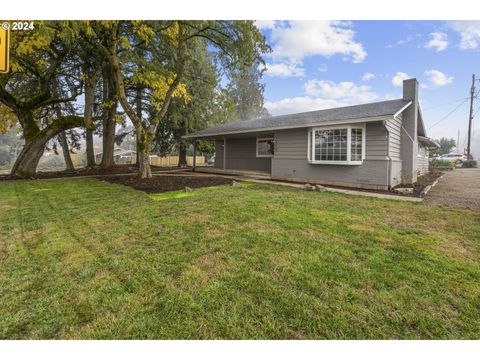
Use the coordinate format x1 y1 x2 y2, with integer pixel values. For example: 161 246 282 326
308 124 366 165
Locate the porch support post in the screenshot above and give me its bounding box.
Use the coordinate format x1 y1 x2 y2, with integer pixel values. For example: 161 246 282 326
223 136 226 170
193 138 197 172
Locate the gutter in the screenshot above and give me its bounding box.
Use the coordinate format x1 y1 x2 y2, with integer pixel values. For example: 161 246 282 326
183 115 393 139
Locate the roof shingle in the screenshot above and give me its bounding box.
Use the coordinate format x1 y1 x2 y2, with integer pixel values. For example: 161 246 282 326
185 98 410 138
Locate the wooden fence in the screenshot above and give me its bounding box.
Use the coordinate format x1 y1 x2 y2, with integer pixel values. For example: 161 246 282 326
116 155 205 167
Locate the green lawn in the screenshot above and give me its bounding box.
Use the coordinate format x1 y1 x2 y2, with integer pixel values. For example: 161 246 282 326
1 178 479 339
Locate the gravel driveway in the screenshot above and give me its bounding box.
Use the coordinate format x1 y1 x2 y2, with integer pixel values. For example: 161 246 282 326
425 168 480 211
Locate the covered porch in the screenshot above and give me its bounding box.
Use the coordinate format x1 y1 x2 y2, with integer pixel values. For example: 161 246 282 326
190 132 275 175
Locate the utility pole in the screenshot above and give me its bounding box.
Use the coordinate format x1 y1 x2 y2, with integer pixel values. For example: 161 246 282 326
457 129 460 152
466 73 475 159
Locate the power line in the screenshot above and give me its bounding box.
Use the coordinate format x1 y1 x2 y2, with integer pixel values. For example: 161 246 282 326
423 97 469 111
473 103 480 119
428 98 469 130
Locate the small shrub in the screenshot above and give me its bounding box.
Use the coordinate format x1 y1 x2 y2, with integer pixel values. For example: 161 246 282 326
462 160 478 168
430 159 452 169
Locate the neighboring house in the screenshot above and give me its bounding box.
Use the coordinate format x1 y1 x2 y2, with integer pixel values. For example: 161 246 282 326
94 147 137 164
185 79 438 190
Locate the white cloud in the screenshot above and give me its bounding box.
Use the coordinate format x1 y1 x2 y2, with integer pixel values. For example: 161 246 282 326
392 72 412 87
424 32 449 52
362 72 375 81
265 97 346 116
424 69 454 87
266 79 378 116
318 64 328 72
261 21 367 78
269 21 367 63
304 80 377 103
255 20 276 30
384 93 402 100
387 34 425 49
449 21 480 49
387 36 413 48
264 61 305 78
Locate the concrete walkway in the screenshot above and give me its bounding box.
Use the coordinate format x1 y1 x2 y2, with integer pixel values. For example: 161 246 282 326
425 168 480 211
190 171 423 202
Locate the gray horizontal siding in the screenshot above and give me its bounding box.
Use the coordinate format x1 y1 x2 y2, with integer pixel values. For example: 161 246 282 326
272 122 389 189
365 121 388 160
416 144 429 175
274 129 307 159
386 114 402 161
391 160 402 186
272 158 389 189
214 137 271 172
274 121 388 160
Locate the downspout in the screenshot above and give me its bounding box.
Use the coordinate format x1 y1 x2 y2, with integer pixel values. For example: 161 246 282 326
383 120 392 190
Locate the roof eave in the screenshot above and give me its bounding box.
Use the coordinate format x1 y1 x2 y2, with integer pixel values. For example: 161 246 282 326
393 100 412 118
418 136 439 148
183 115 394 139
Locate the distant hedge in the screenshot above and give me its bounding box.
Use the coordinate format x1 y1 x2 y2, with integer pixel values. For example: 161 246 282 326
462 160 478 168
430 159 453 169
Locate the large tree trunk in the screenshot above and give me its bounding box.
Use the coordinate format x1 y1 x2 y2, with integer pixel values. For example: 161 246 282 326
86 128 95 166
11 138 48 177
136 127 152 178
83 62 103 168
100 67 116 167
84 78 96 167
106 24 187 179
137 148 152 178
101 111 116 166
11 114 84 178
177 117 188 167
178 143 187 167
135 86 143 168
58 131 75 171
54 104 75 172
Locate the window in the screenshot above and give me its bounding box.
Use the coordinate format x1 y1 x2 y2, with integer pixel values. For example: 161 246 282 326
315 129 347 161
256 137 274 157
308 125 365 165
418 143 427 158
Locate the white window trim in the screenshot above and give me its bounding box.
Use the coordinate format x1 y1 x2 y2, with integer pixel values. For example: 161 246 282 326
256 136 274 158
308 124 366 165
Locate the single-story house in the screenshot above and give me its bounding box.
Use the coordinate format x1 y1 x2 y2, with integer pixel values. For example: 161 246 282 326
94 147 137 164
185 78 439 190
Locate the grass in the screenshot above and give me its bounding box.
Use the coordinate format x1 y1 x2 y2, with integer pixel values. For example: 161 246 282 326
0 178 479 339
149 190 199 201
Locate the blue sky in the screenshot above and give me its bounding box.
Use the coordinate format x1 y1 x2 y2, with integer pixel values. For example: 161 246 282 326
256 20 480 149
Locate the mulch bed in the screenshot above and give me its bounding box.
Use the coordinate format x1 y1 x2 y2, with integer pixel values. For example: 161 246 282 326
303 170 444 198
411 170 444 197
98 175 232 194
0 165 179 181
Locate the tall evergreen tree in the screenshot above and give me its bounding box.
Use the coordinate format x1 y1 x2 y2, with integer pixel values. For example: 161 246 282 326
226 62 269 121
152 41 237 166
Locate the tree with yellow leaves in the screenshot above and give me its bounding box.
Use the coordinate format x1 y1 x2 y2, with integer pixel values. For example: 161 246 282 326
85 20 269 178
0 21 84 177
0 20 268 178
